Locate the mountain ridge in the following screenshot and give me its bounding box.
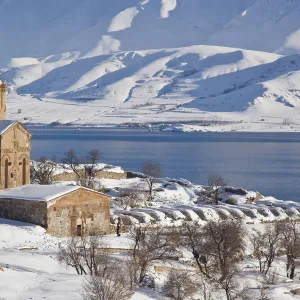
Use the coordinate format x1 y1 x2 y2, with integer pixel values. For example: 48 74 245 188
1 0 300 131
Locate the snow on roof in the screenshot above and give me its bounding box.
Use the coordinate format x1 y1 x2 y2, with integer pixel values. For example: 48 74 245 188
0 120 15 135
0 184 83 202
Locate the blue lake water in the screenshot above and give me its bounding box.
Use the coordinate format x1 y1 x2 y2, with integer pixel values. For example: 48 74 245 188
29 127 300 202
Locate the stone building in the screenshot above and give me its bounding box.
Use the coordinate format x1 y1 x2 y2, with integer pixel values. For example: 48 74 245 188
0 81 6 120
0 120 31 189
0 81 31 190
0 184 110 236
0 81 110 236
52 164 127 181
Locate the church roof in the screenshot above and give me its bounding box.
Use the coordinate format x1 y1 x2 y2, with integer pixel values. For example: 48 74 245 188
0 120 32 136
0 184 81 202
0 120 15 134
0 184 108 202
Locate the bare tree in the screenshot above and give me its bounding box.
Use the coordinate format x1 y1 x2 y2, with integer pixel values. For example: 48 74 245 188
130 226 146 258
257 284 272 300
30 156 56 184
207 173 225 205
141 161 161 198
62 149 81 178
124 256 140 290
162 270 198 300
116 217 121 237
182 219 246 300
130 226 178 284
82 261 133 300
277 219 300 279
58 230 107 276
215 268 251 300
83 149 102 178
118 188 143 210
251 224 280 275
62 149 102 189
58 237 86 275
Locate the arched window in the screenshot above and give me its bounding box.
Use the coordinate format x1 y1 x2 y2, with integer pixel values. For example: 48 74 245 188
23 158 26 185
5 159 8 189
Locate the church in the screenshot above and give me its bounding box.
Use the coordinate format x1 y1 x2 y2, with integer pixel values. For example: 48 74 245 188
0 80 110 236
0 81 31 189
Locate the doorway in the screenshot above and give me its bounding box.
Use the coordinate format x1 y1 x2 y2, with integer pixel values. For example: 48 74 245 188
76 225 82 236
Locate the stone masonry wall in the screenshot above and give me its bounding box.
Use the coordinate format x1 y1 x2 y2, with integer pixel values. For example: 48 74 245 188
47 188 110 237
52 170 126 181
0 122 31 189
0 198 47 226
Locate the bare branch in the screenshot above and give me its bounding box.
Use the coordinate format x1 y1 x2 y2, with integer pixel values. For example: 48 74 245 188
141 161 162 198
30 156 56 185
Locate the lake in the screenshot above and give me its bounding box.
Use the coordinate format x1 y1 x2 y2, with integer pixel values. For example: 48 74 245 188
29 127 300 202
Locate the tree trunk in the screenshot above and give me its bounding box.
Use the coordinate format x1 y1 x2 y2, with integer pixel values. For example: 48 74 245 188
116 217 121 237
287 256 296 279
225 288 231 300
214 188 219 205
149 180 153 197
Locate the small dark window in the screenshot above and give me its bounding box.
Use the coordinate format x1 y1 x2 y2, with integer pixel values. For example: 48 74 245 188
77 225 82 236
5 159 8 189
10 173 13 178
19 162 22 166
8 162 12 166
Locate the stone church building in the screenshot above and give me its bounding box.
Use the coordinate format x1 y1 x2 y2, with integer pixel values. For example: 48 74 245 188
0 82 31 189
0 81 111 236
0 184 110 236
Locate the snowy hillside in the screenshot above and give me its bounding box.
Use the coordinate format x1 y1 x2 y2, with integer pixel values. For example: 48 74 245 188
2 45 300 130
3 172 300 298
1 0 299 67
0 0 256 66
209 0 300 55
1 0 300 129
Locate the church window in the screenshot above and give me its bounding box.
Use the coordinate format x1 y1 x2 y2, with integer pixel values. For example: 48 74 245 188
4 159 8 188
10 173 13 179
22 158 26 185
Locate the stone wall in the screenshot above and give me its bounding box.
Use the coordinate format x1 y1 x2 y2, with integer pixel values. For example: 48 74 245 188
47 188 110 236
0 82 6 120
52 170 126 181
0 121 31 189
0 198 47 226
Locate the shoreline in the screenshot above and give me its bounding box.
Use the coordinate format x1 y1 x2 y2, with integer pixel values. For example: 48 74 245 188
24 121 300 133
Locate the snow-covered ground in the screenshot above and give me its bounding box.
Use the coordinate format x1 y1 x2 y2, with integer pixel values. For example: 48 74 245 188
2 171 300 299
103 177 300 226
2 45 300 131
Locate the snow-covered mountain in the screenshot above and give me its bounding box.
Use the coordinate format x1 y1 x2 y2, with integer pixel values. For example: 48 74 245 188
0 0 256 66
1 0 299 67
209 0 300 55
1 0 300 129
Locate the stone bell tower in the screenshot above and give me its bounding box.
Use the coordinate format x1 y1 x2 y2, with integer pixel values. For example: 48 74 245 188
0 81 6 120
